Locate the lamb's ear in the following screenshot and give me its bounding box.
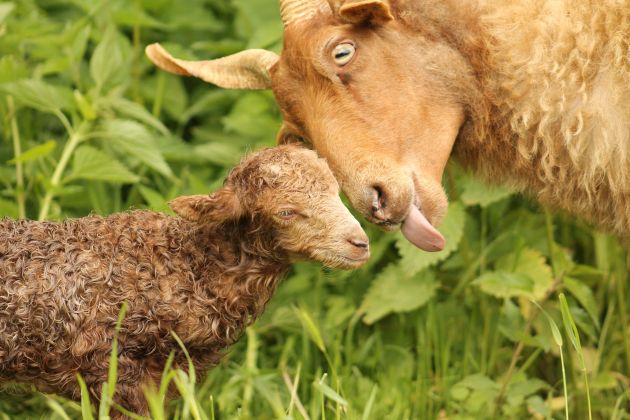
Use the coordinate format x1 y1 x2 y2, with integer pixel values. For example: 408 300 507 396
338 0 393 25
277 123 308 146
170 187 243 223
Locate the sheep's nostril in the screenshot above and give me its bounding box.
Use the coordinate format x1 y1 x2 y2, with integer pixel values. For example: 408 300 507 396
348 238 369 249
371 186 388 221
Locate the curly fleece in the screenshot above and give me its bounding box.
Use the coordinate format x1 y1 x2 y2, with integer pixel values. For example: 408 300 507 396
0 145 357 417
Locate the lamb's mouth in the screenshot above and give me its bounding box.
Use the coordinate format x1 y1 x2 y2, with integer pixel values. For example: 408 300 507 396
322 253 369 269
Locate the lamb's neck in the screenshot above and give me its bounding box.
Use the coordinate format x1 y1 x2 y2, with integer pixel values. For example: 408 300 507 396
191 221 290 328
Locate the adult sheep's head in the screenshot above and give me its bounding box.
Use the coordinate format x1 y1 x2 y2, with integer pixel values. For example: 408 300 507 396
148 0 474 252
170 145 370 269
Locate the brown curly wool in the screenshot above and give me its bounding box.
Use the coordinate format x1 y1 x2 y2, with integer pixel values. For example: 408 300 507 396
0 145 368 417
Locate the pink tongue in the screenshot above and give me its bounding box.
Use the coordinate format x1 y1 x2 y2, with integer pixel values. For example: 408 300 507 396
401 205 445 252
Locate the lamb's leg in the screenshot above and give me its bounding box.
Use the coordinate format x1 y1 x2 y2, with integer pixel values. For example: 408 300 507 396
110 383 149 419
86 382 148 419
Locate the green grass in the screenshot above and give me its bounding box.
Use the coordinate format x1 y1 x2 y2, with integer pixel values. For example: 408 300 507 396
0 0 628 419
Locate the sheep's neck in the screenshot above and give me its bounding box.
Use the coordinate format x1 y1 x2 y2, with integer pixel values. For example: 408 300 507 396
398 1 525 181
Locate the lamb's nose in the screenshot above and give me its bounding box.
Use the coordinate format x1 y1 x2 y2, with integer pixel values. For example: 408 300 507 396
348 237 369 249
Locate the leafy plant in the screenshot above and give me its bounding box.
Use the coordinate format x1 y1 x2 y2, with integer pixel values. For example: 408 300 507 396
0 1 628 419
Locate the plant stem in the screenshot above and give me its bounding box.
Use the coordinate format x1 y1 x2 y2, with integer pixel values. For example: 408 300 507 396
242 327 258 419
615 271 630 374
38 125 84 221
559 346 570 420
544 210 559 277
7 97 25 219
132 5 142 104
152 71 166 118
494 278 562 415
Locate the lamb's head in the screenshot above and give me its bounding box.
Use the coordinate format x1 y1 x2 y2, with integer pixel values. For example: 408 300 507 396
170 145 369 269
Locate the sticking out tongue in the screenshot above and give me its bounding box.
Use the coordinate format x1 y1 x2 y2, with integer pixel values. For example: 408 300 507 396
401 205 445 252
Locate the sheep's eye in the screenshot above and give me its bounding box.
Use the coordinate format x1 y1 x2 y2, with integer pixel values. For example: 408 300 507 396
276 209 296 220
332 42 355 66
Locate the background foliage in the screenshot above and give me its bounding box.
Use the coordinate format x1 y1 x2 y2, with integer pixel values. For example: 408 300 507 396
0 0 628 418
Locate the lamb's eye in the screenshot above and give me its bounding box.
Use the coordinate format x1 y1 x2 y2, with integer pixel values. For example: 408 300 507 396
332 42 355 66
276 209 296 220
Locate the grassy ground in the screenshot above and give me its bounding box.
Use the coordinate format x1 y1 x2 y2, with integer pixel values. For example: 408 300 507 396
0 0 628 418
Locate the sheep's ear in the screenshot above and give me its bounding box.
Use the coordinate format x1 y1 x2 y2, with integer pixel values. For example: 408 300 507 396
145 43 278 90
170 187 243 223
338 0 393 25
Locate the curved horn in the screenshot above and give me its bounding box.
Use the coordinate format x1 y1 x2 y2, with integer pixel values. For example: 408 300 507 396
145 43 279 90
280 0 327 27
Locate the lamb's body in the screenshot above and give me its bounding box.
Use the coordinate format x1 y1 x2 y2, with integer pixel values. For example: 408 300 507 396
0 211 284 409
0 145 369 416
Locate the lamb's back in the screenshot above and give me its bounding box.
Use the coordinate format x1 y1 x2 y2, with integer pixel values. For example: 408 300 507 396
0 211 197 390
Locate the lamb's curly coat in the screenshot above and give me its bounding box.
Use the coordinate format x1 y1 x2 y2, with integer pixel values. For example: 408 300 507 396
0 145 368 416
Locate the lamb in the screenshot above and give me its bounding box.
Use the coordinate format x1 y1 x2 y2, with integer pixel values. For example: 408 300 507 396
0 145 369 417
146 0 630 250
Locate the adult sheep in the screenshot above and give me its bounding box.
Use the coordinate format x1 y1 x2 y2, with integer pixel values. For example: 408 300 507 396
147 0 630 251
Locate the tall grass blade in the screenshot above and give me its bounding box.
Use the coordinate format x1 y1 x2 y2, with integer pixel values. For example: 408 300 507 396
559 294 592 420
360 385 378 420
76 373 94 420
532 300 568 420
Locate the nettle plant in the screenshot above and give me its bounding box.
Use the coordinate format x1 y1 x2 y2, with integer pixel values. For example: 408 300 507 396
0 0 281 221
0 1 628 419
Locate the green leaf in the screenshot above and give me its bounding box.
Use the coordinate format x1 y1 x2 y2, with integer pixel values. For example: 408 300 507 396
101 119 173 178
455 374 499 392
474 271 533 299
294 306 326 352
475 247 554 300
90 25 126 91
68 145 140 184
113 3 167 28
0 2 15 25
564 276 600 329
138 185 169 212
0 198 18 218
0 56 29 83
361 267 438 324
193 142 242 167
313 378 348 407
496 247 554 300
73 90 96 121
396 201 465 276
507 378 547 401
0 79 73 113
460 172 514 208
222 93 281 139
110 97 169 135
8 140 56 164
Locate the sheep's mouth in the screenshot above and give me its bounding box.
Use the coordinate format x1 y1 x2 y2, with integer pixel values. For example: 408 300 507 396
400 200 445 252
